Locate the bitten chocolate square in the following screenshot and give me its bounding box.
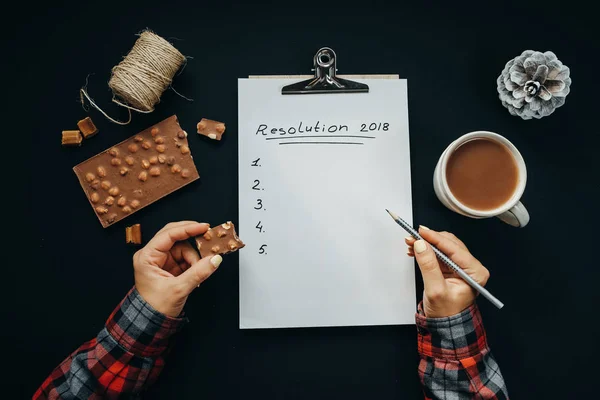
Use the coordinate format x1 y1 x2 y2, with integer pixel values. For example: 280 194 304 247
195 221 245 257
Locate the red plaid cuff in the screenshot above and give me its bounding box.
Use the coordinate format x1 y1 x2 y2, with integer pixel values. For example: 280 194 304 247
106 287 188 358
415 302 488 360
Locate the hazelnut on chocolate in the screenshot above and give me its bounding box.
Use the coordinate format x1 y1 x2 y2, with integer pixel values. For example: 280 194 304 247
154 136 165 144
104 196 115 206
97 166 107 177
151 127 159 136
90 192 100 203
95 206 108 214
211 245 220 253
117 197 127 207
171 164 182 173
134 135 144 142
142 141 152 149
141 159 150 169
130 199 140 209
180 145 190 154
149 167 161 177
128 143 139 153
181 169 191 178
107 213 118 223
228 240 238 250
177 131 186 139
149 156 158 165
203 231 212 240
125 156 135 166
90 179 101 190
156 144 166 153
158 154 166 164
111 158 121 166
122 206 132 214
138 171 148 182
108 187 120 196
85 173 96 182
120 167 129 176
101 180 111 190
217 229 227 238
166 156 175 166
109 148 119 157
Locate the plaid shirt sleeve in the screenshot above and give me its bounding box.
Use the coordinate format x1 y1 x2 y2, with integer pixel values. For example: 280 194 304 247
416 302 509 400
33 287 187 399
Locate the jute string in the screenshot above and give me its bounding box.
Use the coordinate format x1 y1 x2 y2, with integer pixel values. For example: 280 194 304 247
80 30 188 125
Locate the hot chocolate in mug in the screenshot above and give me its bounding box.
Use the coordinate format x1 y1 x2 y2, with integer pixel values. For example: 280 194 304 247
433 131 530 227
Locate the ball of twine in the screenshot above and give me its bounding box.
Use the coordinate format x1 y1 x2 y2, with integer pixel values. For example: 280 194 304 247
80 30 187 125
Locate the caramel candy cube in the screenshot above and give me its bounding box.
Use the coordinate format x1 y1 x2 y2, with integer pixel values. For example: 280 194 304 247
195 221 244 258
77 117 98 138
125 224 142 245
197 118 226 141
62 130 83 147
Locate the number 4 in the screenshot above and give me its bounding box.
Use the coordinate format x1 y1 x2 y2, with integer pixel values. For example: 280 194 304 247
256 221 263 232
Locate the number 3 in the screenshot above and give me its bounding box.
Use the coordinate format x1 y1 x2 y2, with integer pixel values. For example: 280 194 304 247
254 199 263 209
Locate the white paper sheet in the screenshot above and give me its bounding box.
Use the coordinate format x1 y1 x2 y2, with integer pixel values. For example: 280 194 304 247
238 78 415 329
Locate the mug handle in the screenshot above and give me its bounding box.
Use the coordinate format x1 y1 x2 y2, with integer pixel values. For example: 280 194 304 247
497 201 530 227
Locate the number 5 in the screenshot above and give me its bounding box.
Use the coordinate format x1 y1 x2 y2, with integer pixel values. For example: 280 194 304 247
259 245 267 254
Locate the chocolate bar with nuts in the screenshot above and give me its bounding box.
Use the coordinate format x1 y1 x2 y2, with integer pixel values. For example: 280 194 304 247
73 115 199 228
197 118 226 140
195 221 245 258
125 224 142 244
77 117 98 139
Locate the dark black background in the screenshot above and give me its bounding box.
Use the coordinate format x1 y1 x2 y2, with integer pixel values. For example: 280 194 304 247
10 0 599 398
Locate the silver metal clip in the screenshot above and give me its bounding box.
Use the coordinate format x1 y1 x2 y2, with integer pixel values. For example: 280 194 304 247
281 47 369 95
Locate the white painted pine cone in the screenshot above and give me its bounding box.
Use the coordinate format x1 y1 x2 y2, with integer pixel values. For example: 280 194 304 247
497 50 571 120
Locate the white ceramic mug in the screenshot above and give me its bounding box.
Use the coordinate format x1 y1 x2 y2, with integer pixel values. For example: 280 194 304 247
433 131 530 227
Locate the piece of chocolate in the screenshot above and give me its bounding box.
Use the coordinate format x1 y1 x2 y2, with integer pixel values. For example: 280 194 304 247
77 117 98 138
62 130 83 147
73 115 200 228
195 221 245 258
125 224 142 244
197 118 226 140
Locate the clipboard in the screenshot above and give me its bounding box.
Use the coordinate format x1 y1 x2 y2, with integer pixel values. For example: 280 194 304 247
238 50 413 329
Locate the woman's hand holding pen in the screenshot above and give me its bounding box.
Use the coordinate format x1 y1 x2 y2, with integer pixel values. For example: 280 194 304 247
406 227 490 318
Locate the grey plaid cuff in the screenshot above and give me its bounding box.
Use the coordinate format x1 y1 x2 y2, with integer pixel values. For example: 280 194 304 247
416 302 488 360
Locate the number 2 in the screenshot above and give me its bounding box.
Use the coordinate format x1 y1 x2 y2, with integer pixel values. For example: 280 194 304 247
252 180 260 190
254 199 263 209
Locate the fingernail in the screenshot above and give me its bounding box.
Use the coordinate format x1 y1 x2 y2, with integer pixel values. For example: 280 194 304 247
405 236 414 241
419 225 430 231
210 255 222 269
414 240 427 254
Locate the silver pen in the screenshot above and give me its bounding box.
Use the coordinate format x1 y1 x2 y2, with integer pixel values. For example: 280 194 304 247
386 209 504 310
